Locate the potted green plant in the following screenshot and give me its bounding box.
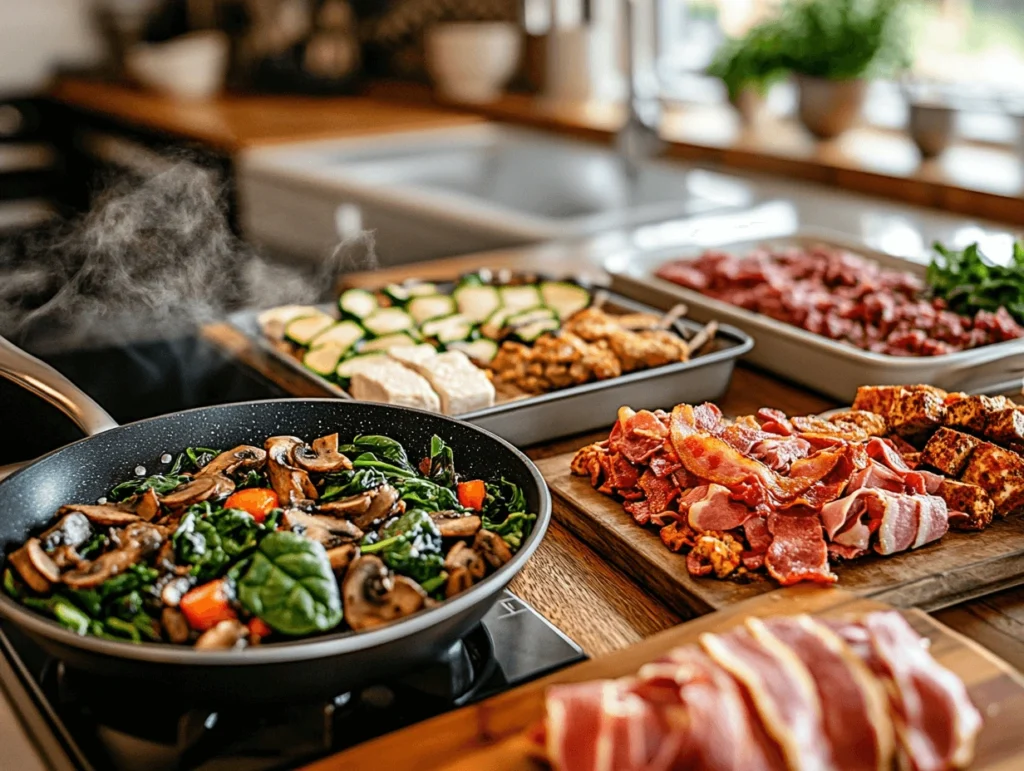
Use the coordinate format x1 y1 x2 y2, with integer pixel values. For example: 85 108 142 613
707 24 787 125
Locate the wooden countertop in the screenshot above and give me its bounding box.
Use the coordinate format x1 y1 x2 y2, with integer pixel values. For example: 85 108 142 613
50 78 481 153
201 246 1024 670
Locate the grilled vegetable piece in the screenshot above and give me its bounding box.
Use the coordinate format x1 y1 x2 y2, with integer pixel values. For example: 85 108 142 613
338 289 379 320
363 308 416 337
447 338 499 365
285 313 335 346
258 305 322 340
481 307 520 340
498 285 542 311
383 281 438 304
408 294 457 324
454 284 501 323
540 281 590 320
421 314 476 345
303 342 349 377
506 307 557 329
335 352 386 386
511 317 560 343
308 320 364 353
359 332 420 352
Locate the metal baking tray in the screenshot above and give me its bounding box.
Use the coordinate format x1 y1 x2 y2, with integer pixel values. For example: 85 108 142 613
607 229 1024 402
228 290 752 447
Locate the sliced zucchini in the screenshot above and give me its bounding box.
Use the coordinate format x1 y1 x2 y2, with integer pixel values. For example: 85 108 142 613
363 307 416 337
512 318 560 343
383 281 439 304
338 289 378 320
408 294 457 324
540 281 591 320
506 307 557 328
359 332 421 352
308 320 364 356
335 352 386 386
448 339 499 365
481 307 519 340
454 284 501 323
258 304 321 339
498 284 542 312
303 342 347 377
285 313 335 347
421 314 475 344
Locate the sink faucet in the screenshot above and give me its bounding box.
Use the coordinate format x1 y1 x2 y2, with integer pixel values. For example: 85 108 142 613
617 0 663 181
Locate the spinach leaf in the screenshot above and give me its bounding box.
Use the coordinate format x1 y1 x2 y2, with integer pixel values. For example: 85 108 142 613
483 478 527 520
183 447 221 472
172 503 260 582
928 240 1024 324
236 531 342 636
236 469 269 490
339 435 413 471
77 532 108 560
321 468 387 502
361 510 444 584
395 477 462 512
426 435 457 489
108 472 192 502
482 512 536 551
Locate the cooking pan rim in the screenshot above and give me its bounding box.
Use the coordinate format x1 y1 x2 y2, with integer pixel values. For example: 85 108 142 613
0 398 552 665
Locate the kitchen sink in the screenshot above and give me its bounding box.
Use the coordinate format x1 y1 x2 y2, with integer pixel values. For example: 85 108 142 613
238 124 757 266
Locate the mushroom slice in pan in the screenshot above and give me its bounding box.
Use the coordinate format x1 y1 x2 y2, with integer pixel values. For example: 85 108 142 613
162 607 191 645
284 510 363 549
49 545 82 570
444 541 486 579
62 522 166 590
265 436 319 506
8 539 59 592
39 512 92 552
317 493 373 518
194 619 247 650
343 555 427 631
160 474 235 508
350 485 400 531
430 512 482 538
135 488 161 521
326 543 358 574
59 503 139 527
293 433 352 474
473 530 513 569
445 567 475 598
195 445 267 478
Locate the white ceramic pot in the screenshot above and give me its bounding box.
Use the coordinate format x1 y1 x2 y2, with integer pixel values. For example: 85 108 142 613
127 31 229 100
795 75 868 140
909 103 956 159
425 22 522 105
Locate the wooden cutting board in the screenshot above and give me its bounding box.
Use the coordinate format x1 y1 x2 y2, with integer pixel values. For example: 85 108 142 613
302 586 1024 771
538 452 1024 616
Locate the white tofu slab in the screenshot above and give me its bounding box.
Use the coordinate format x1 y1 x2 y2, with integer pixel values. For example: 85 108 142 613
405 350 495 416
349 358 441 413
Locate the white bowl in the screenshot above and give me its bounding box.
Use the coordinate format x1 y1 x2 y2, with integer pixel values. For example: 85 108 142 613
127 31 229 100
425 22 522 105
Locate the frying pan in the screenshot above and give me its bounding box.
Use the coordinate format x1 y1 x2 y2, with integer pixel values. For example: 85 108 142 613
0 336 551 704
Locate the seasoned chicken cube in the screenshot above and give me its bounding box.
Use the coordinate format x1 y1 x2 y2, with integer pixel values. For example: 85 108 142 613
851 385 901 416
919 428 981 476
937 479 995 531
827 410 888 437
404 351 495 416
985 407 1024 448
960 442 1024 515
349 359 441 413
387 344 438 368
945 394 1014 435
887 388 947 437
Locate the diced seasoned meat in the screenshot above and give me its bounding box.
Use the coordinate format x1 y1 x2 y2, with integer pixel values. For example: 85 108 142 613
937 479 995 531
960 443 1024 516
919 428 981 476
944 394 1013 435
827 410 888 437
984 407 1024 448
887 388 947 438
852 385 901 417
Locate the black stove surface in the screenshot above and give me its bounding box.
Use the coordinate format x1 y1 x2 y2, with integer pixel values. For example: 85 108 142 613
0 592 584 771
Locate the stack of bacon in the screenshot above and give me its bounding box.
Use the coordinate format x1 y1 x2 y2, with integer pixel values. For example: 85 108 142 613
539 610 982 771
571 401 955 585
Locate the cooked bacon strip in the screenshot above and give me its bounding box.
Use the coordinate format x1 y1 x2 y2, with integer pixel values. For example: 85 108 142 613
700 627 835 770
829 612 982 771
685 484 758 532
750 616 895 771
765 512 837 586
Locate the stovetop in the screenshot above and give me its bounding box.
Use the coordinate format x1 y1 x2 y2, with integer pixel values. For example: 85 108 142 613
0 331 586 769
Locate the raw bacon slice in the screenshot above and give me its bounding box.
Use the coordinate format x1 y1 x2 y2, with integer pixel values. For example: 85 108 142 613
613 409 669 465
847 460 906 494
750 616 895 771
686 484 758 532
766 511 837 585
911 496 949 549
700 627 835 770
829 612 982 771
875 493 922 555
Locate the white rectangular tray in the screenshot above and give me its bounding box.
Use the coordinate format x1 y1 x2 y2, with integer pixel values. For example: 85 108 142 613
607 229 1024 402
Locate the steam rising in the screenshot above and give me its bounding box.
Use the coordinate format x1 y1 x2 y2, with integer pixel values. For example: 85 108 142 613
0 162 375 353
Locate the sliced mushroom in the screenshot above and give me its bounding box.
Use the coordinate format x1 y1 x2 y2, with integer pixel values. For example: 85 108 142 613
343 555 427 631
162 607 191 645
135 488 161 521
49 545 82 570
194 619 247 650
160 474 234 508
430 512 482 538
351 485 400 531
160 576 194 607
265 436 319 506
195 445 267 478
445 567 474 598
8 541 53 593
293 433 352 474
473 530 512 569
317 493 373 517
284 509 363 548
59 503 139 527
25 539 61 583
326 543 358 573
39 512 92 552
62 522 166 589
445 541 486 579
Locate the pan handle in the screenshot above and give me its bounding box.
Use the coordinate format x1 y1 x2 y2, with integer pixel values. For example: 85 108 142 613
0 335 119 438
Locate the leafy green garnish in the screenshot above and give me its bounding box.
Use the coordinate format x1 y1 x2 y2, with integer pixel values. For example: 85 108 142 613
927 241 1024 324
340 435 413 471
482 512 536 551
321 468 387 502
108 472 192 503
482 478 535 549
172 503 261 582
236 531 343 636
361 510 445 584
426 435 457 489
